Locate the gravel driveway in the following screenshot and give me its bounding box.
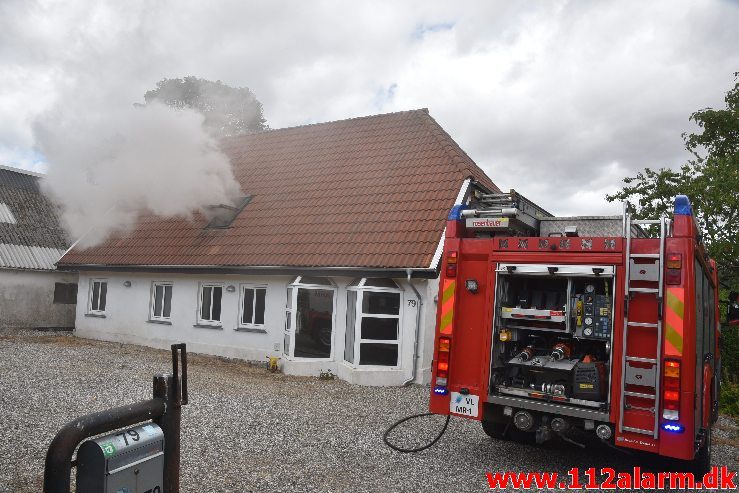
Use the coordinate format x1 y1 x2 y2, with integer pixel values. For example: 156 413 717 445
1 330 737 492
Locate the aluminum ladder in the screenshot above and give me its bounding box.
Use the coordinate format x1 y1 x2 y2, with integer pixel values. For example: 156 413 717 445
618 204 667 439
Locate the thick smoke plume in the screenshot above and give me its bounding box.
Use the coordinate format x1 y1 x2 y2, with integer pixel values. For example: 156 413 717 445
15 3 244 248
37 100 241 248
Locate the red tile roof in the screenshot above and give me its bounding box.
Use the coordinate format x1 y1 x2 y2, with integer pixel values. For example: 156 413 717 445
59 109 497 270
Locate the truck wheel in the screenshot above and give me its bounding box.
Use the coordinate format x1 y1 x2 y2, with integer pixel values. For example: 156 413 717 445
690 431 712 478
481 420 509 440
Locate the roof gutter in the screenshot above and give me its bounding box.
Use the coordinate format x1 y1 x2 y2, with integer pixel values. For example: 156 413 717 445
403 268 424 386
55 263 439 279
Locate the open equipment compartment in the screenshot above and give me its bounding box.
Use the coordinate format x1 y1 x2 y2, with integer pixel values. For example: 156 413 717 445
490 264 615 411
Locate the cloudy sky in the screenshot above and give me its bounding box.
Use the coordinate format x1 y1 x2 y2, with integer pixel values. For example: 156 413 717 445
1 0 738 216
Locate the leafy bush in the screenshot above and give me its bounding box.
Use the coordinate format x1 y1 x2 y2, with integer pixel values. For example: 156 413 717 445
720 382 739 418
720 326 739 417
721 326 739 382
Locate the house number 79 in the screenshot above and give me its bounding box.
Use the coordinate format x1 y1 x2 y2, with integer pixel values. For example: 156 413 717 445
407 300 417 307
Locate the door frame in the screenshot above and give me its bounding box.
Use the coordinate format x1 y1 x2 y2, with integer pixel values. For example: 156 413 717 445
284 279 337 361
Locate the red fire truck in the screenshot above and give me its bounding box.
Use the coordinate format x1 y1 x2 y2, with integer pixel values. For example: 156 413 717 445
429 180 721 473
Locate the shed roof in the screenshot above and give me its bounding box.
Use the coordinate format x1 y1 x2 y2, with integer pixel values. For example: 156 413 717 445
0 165 69 271
59 109 497 271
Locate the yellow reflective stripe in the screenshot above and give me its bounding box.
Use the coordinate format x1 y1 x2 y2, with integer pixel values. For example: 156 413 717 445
442 280 456 304
440 309 454 331
665 289 684 319
439 279 456 335
664 287 685 356
664 321 684 354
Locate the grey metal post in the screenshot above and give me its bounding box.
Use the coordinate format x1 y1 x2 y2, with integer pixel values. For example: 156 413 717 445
154 373 181 493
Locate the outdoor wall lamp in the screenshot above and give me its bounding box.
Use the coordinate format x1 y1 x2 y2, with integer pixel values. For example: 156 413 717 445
123 281 132 287
226 285 236 293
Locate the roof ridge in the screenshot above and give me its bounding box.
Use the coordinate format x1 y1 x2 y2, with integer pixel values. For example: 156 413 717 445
0 164 43 178
219 108 430 142
416 111 501 192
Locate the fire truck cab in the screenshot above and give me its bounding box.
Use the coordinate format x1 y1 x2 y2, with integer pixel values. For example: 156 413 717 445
429 180 720 473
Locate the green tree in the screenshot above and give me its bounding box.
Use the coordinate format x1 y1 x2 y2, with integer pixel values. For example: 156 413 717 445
607 74 739 288
142 76 268 137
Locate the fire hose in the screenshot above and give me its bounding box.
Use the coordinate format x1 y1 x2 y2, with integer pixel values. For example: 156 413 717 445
382 413 451 453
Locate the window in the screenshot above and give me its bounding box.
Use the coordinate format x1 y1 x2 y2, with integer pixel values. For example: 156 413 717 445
198 283 223 325
0 203 16 224
205 196 252 229
88 279 107 314
285 277 336 359
150 282 173 321
239 285 266 327
291 276 335 287
344 279 402 367
53 283 78 304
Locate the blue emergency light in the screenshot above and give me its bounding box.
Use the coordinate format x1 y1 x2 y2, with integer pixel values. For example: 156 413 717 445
662 423 684 433
448 204 467 221
433 386 449 396
674 195 692 216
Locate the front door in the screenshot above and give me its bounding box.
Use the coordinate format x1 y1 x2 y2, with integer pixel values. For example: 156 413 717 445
284 286 335 359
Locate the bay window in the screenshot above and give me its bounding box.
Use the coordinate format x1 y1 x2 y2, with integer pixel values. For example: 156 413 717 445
344 278 402 367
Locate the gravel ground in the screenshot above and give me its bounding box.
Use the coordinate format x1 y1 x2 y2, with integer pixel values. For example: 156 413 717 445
1 330 737 492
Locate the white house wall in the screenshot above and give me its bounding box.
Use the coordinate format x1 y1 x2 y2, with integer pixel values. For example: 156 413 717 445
0 269 77 328
74 271 439 386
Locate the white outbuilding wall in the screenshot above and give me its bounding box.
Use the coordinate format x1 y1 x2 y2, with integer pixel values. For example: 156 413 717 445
0 269 77 329
74 271 439 386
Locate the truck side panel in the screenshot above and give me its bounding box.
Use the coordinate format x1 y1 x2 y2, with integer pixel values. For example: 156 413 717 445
448 249 493 397
429 240 492 418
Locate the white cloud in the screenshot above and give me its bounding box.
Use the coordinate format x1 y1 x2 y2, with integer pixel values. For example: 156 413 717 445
0 0 737 218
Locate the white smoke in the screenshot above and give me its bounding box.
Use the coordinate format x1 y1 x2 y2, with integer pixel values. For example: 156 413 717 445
6 2 244 247
37 100 241 247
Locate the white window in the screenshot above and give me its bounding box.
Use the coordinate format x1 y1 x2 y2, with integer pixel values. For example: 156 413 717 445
239 285 266 327
198 283 223 325
0 203 16 224
88 279 107 314
150 282 173 321
344 278 402 367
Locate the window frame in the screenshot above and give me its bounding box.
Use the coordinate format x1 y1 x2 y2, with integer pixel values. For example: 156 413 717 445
197 282 224 326
150 281 174 322
284 278 337 361
53 282 78 304
344 279 403 369
87 278 108 315
238 284 267 329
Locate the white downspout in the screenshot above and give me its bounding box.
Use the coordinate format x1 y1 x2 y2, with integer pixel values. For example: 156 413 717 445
403 269 424 386
401 178 469 385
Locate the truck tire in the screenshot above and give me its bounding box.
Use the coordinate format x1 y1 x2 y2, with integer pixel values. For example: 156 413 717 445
481 420 509 440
